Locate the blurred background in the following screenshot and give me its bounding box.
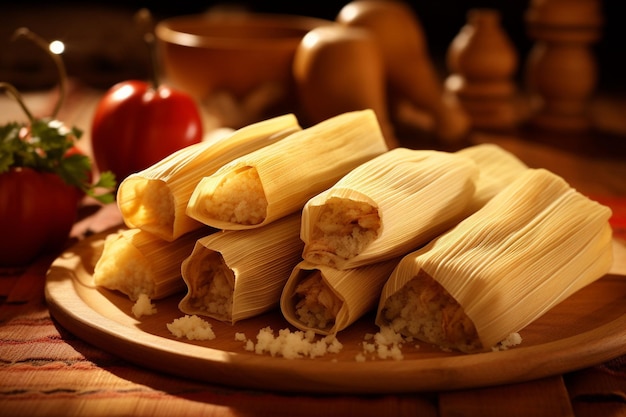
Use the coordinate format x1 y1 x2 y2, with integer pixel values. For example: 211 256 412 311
1 0 623 94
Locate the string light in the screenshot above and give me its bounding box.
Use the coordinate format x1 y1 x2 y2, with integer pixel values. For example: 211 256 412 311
49 40 64 55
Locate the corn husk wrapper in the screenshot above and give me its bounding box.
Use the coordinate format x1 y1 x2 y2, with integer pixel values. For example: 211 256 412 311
116 114 301 241
280 258 399 335
456 143 528 212
376 168 614 352
186 109 389 230
93 227 213 301
179 213 304 324
301 148 478 270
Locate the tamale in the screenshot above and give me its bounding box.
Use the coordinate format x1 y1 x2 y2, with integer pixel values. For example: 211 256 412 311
301 148 478 270
376 168 613 352
186 109 389 230
280 258 399 335
93 227 213 301
456 143 528 212
116 114 301 241
179 213 304 324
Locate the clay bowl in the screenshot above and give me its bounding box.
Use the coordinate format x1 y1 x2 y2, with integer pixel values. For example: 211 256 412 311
155 12 332 126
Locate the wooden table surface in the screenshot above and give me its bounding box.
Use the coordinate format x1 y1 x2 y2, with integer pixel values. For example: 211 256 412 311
1 81 626 417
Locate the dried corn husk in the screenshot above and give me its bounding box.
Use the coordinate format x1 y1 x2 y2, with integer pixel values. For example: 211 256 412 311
301 148 478 270
456 143 528 212
93 227 213 300
179 213 304 324
116 114 301 241
186 109 389 230
376 168 613 352
280 258 399 335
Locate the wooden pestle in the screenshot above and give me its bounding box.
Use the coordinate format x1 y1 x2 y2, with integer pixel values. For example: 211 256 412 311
292 25 399 148
337 0 470 143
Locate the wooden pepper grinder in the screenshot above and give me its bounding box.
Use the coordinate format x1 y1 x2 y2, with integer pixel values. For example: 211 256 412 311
445 9 520 131
337 0 470 144
524 0 603 132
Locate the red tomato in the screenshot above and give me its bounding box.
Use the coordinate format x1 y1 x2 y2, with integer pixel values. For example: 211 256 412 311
90 80 203 181
0 167 81 267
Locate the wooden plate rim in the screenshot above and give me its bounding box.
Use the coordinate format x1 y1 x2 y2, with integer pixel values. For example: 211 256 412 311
45 232 626 394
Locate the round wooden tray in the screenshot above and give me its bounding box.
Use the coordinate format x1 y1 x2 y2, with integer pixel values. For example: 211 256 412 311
45 231 626 394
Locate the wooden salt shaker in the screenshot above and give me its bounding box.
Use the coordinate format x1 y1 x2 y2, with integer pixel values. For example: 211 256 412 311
337 0 470 143
445 8 521 131
524 0 603 132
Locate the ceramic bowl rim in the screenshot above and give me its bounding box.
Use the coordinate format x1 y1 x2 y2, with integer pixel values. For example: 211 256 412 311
156 13 334 49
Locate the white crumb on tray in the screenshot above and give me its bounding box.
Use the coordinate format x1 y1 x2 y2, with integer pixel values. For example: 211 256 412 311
356 325 407 362
236 327 343 359
167 315 216 341
132 293 157 318
492 332 523 351
235 327 522 362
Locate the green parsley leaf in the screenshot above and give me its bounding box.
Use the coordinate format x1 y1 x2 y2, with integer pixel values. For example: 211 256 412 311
0 118 116 202
88 171 118 204
0 123 21 172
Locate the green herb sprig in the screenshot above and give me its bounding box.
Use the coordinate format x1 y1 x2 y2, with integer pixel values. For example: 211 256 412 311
0 29 116 204
0 116 116 203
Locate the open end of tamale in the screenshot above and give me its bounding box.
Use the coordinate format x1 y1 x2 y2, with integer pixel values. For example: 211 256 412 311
117 179 175 237
93 232 154 300
180 250 235 322
196 167 268 226
304 197 381 268
379 269 483 353
93 227 203 301
292 270 344 331
188 110 389 230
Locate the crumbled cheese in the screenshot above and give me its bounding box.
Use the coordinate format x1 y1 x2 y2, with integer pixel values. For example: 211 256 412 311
167 315 216 340
492 332 523 351
131 293 157 318
238 327 343 359
357 326 407 361
235 332 257 351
